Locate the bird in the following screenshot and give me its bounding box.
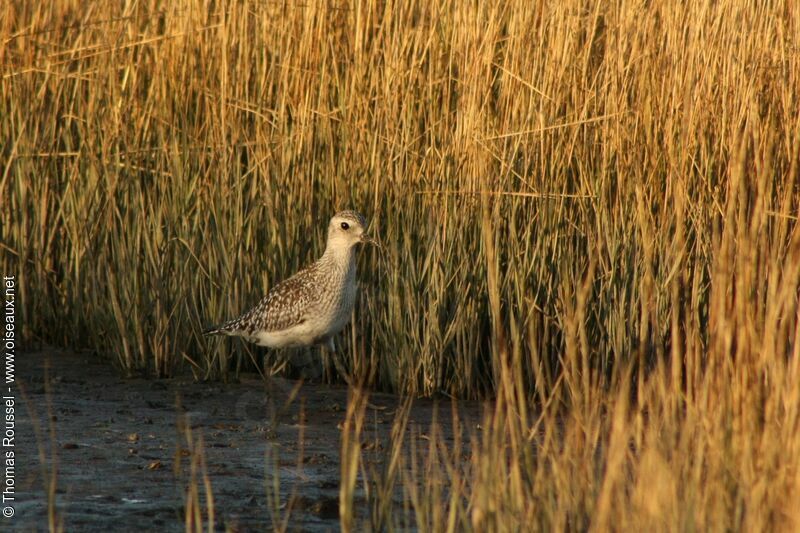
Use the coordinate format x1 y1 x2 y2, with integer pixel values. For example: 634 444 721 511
203 210 377 383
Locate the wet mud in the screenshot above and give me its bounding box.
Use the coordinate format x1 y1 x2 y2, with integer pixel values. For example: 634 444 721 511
13 350 484 531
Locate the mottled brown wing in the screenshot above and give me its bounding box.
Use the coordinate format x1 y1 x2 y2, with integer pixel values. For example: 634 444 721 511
216 263 320 335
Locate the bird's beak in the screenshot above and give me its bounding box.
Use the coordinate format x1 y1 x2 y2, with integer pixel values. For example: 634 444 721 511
360 233 379 247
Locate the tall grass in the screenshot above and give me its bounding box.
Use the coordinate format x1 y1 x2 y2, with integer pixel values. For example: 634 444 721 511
3 0 797 392
4 0 799 528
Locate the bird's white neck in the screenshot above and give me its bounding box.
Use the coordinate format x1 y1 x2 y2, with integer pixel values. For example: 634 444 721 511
321 242 357 270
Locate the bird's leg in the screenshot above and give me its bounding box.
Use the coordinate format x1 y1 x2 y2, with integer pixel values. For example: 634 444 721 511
326 337 353 387
320 344 334 384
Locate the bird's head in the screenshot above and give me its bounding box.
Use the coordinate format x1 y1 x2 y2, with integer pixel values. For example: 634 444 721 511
326 210 378 252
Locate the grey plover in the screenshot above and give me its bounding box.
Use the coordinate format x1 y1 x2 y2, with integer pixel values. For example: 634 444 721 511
203 210 376 381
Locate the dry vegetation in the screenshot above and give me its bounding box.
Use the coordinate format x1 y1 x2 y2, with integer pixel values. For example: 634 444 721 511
3 0 800 530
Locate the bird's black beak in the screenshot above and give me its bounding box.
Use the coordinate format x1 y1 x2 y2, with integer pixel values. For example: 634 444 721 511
360 233 379 247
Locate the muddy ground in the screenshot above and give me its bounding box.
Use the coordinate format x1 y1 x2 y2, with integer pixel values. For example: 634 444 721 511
11 350 486 531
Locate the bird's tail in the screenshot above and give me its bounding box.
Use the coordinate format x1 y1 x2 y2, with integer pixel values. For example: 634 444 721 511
203 317 241 336
202 322 235 336
202 325 222 336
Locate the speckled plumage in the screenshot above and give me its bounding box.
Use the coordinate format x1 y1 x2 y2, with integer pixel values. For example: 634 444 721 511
203 211 373 351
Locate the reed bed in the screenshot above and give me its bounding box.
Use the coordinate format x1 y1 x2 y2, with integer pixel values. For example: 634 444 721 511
3 0 800 529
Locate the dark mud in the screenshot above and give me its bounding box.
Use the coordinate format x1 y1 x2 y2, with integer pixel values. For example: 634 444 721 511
12 350 485 531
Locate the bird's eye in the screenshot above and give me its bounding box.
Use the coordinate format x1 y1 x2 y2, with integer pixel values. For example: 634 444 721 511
340 222 350 230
